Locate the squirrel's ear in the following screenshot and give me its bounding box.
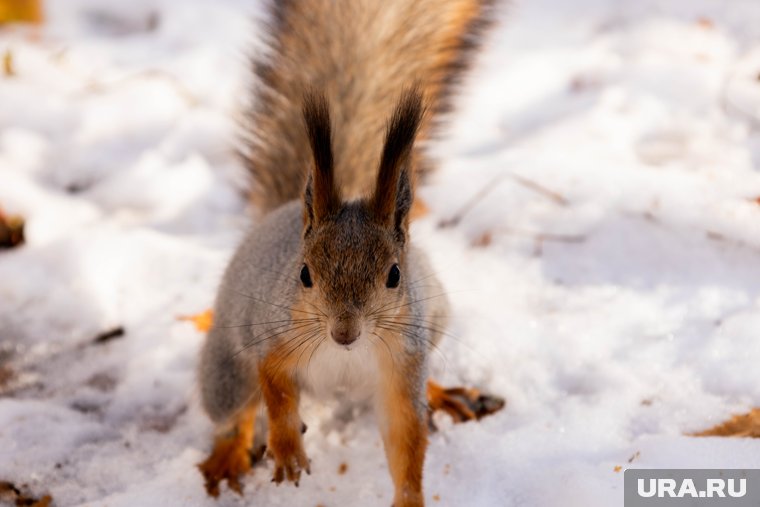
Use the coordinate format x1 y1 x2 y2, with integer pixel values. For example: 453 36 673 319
372 87 424 242
302 90 339 231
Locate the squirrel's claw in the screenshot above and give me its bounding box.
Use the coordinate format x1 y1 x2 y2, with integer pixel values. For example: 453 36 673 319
198 433 253 497
271 448 310 486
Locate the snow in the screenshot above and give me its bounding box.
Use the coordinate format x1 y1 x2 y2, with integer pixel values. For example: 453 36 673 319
2 0 760 505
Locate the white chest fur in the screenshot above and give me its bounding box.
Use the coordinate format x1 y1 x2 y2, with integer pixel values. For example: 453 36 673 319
298 335 380 402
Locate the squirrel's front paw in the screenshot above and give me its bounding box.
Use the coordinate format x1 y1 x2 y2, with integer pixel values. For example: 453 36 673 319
198 432 253 497
268 432 310 486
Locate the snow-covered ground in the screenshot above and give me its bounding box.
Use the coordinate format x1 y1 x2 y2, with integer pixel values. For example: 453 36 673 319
2 0 760 505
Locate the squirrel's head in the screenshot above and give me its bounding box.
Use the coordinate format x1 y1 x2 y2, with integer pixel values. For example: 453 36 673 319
297 88 423 349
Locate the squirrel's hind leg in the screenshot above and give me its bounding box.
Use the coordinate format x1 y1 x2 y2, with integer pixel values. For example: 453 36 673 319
198 401 259 497
426 380 505 428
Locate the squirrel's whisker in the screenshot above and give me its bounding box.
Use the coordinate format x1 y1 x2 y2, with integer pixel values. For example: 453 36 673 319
374 316 478 355
374 320 450 345
369 331 397 379
234 321 322 356
270 327 324 377
367 292 450 317
300 300 328 318
215 317 320 330
244 261 299 283
295 328 324 372
304 335 327 384
374 323 449 369
373 317 455 341
230 288 324 317
407 270 443 287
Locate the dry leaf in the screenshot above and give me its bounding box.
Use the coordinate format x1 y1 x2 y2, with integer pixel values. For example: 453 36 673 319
0 208 24 249
0 365 13 390
93 326 125 344
471 231 493 248
337 462 348 475
179 309 214 332
691 408 760 438
0 0 44 24
410 198 429 221
569 75 600 93
0 481 52 507
613 465 622 473
696 17 714 29
2 49 13 77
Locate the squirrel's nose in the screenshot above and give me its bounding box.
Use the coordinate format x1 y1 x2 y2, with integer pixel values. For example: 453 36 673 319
331 324 360 346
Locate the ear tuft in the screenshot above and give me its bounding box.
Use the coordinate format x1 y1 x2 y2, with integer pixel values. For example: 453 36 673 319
302 89 339 228
372 86 425 237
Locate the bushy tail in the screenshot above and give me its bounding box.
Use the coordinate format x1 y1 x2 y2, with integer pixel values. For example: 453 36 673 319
243 0 497 214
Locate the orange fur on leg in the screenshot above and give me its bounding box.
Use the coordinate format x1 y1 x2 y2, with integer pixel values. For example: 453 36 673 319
198 402 257 497
378 356 428 507
260 354 310 485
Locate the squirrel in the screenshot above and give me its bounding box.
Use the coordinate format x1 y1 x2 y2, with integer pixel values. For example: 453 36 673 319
197 1 499 506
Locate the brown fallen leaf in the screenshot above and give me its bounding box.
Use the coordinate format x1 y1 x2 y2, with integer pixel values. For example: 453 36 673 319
569 75 600 93
0 208 25 249
0 0 44 24
179 309 214 332
337 462 348 475
0 481 52 507
471 231 492 248
691 408 760 438
0 364 14 391
29 494 52 507
613 465 622 473
696 16 714 29
409 198 429 221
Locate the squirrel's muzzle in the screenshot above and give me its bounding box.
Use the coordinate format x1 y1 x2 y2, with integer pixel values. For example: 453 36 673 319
330 314 360 347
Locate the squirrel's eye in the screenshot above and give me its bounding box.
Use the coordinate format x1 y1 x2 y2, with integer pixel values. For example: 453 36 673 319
300 264 313 288
386 264 401 288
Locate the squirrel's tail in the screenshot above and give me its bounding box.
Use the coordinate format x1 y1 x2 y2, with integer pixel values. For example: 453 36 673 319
244 0 497 214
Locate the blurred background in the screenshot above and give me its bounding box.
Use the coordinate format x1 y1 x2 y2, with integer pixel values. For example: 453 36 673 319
1 0 760 506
